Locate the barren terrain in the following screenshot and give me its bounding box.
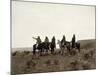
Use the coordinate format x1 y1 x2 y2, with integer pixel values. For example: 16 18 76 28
11 39 96 75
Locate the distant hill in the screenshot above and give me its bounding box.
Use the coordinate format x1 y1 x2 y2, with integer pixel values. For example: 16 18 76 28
77 39 96 49
12 47 33 52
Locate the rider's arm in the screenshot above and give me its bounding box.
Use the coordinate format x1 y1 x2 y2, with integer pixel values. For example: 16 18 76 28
32 37 37 40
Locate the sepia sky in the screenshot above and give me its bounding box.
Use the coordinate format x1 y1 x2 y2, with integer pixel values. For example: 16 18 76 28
12 1 95 48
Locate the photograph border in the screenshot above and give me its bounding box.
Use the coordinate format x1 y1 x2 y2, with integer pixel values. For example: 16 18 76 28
10 0 96 74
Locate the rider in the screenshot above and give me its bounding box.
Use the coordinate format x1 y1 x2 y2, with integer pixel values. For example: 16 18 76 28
32 36 42 44
61 35 66 46
71 34 76 48
44 36 49 43
51 36 56 48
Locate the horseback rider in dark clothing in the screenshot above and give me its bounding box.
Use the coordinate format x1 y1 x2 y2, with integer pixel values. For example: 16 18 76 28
61 35 66 48
50 36 56 54
44 36 50 53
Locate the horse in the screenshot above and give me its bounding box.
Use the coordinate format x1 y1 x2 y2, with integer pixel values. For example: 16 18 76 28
70 41 80 53
33 42 50 55
57 40 71 55
75 42 80 52
33 41 56 55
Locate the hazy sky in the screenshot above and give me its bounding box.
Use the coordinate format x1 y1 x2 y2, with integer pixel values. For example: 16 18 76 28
12 1 95 48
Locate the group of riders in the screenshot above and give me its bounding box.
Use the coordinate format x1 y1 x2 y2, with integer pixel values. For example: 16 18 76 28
32 34 80 56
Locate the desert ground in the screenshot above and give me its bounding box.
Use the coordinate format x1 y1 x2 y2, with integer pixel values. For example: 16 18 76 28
11 39 96 75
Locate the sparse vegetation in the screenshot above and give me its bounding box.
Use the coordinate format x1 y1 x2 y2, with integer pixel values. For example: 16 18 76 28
70 49 77 56
24 51 30 55
82 64 90 70
70 60 79 70
53 59 59 65
12 51 17 56
11 39 96 74
45 59 51 66
84 53 90 60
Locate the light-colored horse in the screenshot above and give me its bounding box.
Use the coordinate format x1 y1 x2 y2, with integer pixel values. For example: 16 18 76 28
57 40 70 55
57 40 80 55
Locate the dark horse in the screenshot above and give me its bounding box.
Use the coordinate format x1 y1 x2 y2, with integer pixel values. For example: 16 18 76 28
70 42 80 52
75 42 80 52
33 36 56 55
33 42 50 55
33 41 56 55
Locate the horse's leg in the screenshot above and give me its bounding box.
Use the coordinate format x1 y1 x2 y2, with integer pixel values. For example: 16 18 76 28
51 49 53 54
51 48 54 54
33 46 35 55
62 47 63 55
33 45 34 55
53 48 54 54
68 48 70 55
79 48 80 52
61 48 64 55
33 49 35 55
66 46 69 54
38 49 40 56
70 47 73 55
78 47 80 52
46 49 48 54
32 49 34 55
40 49 42 56
75 45 79 53
32 51 34 55
60 48 62 55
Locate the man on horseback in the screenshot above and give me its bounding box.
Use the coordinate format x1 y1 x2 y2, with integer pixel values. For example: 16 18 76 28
44 36 49 43
32 36 42 55
61 35 66 47
50 36 56 54
32 36 42 44
71 34 80 52
71 34 76 48
60 35 66 55
44 36 50 53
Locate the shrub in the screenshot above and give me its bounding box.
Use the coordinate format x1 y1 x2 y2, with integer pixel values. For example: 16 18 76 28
26 60 37 69
70 50 76 56
82 64 90 70
54 59 59 65
70 60 79 70
24 51 30 55
12 51 17 56
45 59 51 66
83 53 90 60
